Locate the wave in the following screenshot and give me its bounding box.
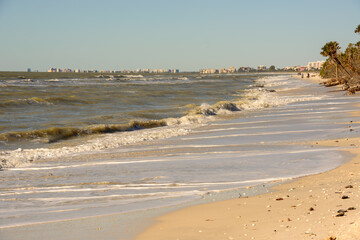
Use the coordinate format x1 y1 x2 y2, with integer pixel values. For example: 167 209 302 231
0 126 193 169
186 89 323 118
0 120 167 143
0 76 325 169
0 97 92 108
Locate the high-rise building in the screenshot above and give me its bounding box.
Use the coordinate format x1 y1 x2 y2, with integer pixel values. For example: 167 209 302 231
307 61 325 70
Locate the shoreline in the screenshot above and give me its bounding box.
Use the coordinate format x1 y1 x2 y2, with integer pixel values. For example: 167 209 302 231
135 76 360 240
1 73 358 240
135 138 360 240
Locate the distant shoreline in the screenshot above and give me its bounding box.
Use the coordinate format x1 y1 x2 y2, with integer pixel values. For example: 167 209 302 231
0 71 317 81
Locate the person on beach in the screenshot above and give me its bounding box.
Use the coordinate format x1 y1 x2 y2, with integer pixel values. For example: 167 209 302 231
307 72 310 78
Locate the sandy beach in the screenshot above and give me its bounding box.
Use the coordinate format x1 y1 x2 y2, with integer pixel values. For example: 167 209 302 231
136 137 360 240
136 77 360 240
2 74 360 240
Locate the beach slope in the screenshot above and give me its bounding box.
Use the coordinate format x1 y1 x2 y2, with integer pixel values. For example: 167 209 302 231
136 137 360 240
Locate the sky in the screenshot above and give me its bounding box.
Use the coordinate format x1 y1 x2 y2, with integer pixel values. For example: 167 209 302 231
0 0 359 72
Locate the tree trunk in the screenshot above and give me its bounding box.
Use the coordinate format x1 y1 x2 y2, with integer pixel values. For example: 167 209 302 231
336 64 338 80
334 57 352 77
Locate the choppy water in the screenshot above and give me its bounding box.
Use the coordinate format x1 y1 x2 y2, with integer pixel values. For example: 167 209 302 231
0 74 263 150
1 73 360 238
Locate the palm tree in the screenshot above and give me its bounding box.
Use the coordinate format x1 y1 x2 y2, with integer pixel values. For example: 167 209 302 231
355 24 360 34
321 41 351 79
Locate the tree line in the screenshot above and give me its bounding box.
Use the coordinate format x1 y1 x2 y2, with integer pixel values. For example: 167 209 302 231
320 24 360 94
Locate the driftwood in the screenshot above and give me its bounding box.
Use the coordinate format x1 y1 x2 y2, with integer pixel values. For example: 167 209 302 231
346 76 360 94
323 75 360 94
323 78 346 87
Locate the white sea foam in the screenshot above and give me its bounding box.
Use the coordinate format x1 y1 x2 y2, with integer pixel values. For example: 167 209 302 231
123 74 144 78
0 75 326 169
0 126 193 168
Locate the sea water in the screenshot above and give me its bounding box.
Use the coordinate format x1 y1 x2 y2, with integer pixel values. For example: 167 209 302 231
1 73 360 236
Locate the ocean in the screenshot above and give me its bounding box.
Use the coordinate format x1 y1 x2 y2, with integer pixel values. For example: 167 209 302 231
1 73 359 239
0 73 259 151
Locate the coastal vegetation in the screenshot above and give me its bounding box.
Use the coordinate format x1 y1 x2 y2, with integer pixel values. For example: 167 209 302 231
320 24 360 94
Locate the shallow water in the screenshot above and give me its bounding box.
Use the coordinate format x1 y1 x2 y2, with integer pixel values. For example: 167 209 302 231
1 74 360 239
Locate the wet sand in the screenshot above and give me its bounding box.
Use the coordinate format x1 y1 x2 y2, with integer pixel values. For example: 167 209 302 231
136 76 360 240
136 137 360 240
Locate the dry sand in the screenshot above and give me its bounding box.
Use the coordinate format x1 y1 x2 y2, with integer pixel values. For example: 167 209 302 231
294 72 326 84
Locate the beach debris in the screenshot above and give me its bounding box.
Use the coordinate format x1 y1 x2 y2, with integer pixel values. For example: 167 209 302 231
336 212 345 217
345 185 353 188
337 209 348 214
276 197 283 201
287 217 291 222
309 207 315 211
327 237 337 240
350 129 354 132
341 195 349 199
348 207 356 210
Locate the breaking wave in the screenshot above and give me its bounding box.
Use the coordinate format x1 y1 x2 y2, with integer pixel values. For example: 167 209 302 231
0 76 325 169
0 121 167 143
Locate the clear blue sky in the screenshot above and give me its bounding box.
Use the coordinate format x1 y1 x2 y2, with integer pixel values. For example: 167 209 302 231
0 0 359 71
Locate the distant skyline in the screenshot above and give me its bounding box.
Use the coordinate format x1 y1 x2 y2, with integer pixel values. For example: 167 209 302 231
0 0 359 72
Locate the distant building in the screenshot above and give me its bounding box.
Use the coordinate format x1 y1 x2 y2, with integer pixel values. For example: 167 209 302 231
219 68 227 74
26 68 31 72
307 61 325 70
62 68 72 73
153 69 171 73
48 68 56 72
257 65 266 71
227 66 236 73
238 66 252 72
122 70 134 73
200 69 218 74
217 66 236 74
